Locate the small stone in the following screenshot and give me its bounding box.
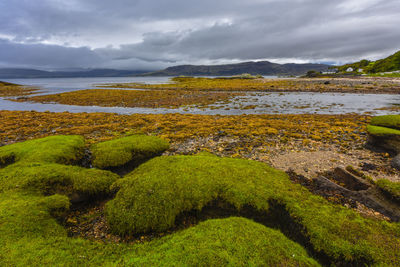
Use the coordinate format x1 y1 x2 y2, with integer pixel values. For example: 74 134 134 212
390 154 400 170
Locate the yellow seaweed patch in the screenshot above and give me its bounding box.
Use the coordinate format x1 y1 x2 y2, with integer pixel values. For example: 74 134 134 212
14 89 243 109
0 111 369 155
101 77 400 93
0 81 38 97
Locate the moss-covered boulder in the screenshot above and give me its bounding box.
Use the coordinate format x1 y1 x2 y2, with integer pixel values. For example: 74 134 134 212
1 135 399 266
91 135 169 169
367 115 400 154
370 115 400 130
106 154 288 234
106 154 400 265
0 135 85 166
0 162 118 200
0 135 119 201
376 179 400 203
0 191 319 266
127 217 319 266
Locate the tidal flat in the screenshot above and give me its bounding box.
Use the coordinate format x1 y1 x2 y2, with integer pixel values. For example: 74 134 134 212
1 77 400 266
2 76 399 114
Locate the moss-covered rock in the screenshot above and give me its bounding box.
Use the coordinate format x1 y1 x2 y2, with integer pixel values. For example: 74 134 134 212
0 162 118 198
1 135 399 266
0 191 319 266
367 125 400 136
376 179 400 203
367 116 400 154
91 135 169 169
106 154 400 265
126 217 319 266
370 115 400 130
106 154 288 234
0 136 118 200
0 135 85 165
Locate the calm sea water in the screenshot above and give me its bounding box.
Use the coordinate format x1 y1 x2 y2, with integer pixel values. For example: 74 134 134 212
0 77 398 115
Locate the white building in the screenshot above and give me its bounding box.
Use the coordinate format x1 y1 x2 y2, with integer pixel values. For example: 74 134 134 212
346 67 354 72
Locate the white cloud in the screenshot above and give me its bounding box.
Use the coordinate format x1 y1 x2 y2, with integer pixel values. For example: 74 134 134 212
0 0 399 69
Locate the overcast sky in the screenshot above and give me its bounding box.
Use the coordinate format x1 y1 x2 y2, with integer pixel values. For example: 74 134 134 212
0 0 399 70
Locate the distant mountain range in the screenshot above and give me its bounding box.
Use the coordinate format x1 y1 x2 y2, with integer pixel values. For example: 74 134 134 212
0 68 149 79
138 61 331 76
0 61 331 79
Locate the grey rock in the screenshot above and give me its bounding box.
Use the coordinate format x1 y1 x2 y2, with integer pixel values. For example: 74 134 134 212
391 154 400 170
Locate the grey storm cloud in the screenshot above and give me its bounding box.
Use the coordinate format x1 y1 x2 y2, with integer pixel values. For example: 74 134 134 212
0 0 399 69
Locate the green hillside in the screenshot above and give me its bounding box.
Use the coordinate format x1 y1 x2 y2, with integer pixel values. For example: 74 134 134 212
337 50 400 74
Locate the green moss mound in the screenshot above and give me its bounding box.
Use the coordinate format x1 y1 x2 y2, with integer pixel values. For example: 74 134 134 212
106 154 288 234
370 115 400 130
376 179 400 203
0 135 85 166
367 116 400 154
0 162 118 197
91 135 169 169
367 125 400 136
1 136 399 265
0 135 118 198
106 154 400 265
0 191 319 266
127 217 319 266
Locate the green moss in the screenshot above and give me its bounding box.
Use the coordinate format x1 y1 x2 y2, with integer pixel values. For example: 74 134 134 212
0 191 319 266
1 135 399 265
0 135 85 165
39 194 70 217
370 115 400 130
367 125 400 136
0 162 118 196
91 135 169 169
106 155 288 234
376 179 400 202
106 154 400 265
127 217 319 266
